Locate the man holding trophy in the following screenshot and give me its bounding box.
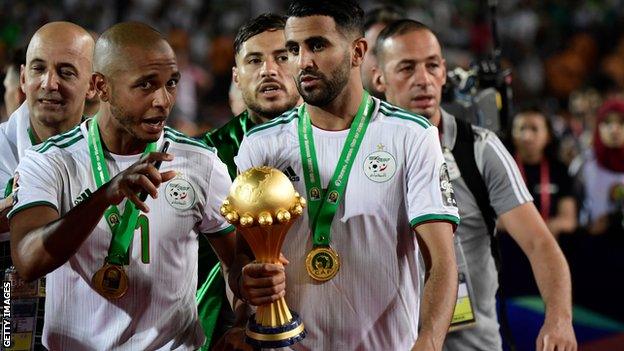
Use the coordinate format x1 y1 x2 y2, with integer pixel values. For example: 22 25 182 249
230 1 460 350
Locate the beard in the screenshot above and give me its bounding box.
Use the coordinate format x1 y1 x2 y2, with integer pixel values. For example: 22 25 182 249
296 51 350 107
243 89 300 120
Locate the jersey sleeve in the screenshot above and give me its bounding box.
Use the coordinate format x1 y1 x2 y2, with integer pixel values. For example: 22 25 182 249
478 132 533 216
0 134 17 199
7 150 61 219
407 127 460 229
196 157 235 237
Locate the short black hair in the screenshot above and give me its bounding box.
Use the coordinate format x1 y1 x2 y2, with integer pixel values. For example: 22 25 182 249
287 0 364 37
374 19 433 63
234 13 287 54
363 5 403 32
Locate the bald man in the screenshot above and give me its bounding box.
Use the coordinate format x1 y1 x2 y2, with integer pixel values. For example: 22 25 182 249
8 22 238 350
0 21 95 245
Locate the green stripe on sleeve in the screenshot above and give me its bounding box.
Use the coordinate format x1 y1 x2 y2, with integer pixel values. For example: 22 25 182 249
7 201 58 220
410 214 460 228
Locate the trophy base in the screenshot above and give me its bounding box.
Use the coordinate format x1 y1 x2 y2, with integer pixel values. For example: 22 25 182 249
245 311 306 348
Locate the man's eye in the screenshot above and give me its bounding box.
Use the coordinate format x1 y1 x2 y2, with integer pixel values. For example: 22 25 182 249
288 46 299 55
248 58 261 64
139 81 152 90
311 42 324 52
167 79 178 88
399 66 414 73
60 69 76 78
277 55 288 62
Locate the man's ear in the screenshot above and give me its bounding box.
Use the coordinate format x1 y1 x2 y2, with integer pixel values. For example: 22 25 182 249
93 73 108 102
232 66 240 88
86 75 97 100
19 64 26 93
352 37 367 67
372 66 386 93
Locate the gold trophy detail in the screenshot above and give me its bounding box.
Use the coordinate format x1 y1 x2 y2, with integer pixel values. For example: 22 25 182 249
220 166 306 348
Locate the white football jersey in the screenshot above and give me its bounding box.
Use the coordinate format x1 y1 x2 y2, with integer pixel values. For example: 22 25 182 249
9 120 233 350
0 102 32 241
235 97 459 351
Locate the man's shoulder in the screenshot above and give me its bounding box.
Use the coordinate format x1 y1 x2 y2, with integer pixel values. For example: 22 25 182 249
164 127 217 156
33 124 85 155
245 108 298 139
376 100 433 131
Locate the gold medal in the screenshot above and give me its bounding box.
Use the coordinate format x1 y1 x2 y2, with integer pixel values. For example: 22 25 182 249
305 246 340 281
92 263 129 299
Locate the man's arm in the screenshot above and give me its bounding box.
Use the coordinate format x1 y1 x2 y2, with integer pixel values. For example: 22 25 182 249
413 221 457 351
10 152 175 281
499 202 577 351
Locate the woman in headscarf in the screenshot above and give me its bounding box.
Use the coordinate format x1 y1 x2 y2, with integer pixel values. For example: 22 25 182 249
582 99 624 235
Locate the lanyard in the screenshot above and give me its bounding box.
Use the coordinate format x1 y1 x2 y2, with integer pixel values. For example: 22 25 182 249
298 91 373 246
87 116 156 265
515 154 551 222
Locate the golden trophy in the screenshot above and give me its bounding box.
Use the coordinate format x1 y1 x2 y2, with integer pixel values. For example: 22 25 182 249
220 166 307 348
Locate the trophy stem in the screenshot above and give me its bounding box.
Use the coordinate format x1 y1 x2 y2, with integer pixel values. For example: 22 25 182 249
256 296 293 326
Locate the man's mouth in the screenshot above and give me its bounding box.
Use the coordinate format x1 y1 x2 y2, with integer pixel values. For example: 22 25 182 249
411 95 435 108
259 82 284 96
38 98 64 108
141 116 166 134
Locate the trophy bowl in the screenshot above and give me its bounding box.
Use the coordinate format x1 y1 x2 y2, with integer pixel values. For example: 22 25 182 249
220 166 306 348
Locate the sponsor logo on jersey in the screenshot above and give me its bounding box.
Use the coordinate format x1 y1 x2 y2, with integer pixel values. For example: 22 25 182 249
283 166 300 182
165 177 196 210
439 163 457 207
363 148 396 183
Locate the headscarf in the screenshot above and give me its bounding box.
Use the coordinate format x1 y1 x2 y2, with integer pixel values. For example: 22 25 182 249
594 99 624 172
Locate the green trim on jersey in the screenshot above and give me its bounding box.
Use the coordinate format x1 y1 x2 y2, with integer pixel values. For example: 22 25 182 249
378 101 432 129
164 127 214 152
3 178 13 198
35 126 83 153
203 225 235 238
245 109 298 137
7 201 58 220
37 134 84 153
409 213 460 228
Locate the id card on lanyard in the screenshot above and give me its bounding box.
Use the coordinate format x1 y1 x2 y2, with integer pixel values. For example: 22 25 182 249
442 147 478 331
449 234 477 331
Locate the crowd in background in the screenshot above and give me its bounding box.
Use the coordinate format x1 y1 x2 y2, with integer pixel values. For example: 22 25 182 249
1 0 623 332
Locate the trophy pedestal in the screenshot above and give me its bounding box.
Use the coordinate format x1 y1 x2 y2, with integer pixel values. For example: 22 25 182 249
246 311 306 348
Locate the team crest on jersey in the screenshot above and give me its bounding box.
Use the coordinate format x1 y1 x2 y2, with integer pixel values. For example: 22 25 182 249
363 149 396 183
439 163 457 207
165 177 196 210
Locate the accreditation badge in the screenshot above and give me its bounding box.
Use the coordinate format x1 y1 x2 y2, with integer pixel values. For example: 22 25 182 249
449 235 477 331
92 263 129 299
305 246 340 282
449 271 477 331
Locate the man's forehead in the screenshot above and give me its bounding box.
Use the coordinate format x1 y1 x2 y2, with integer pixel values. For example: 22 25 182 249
27 38 91 66
241 29 285 54
384 31 442 60
115 45 177 71
285 15 338 40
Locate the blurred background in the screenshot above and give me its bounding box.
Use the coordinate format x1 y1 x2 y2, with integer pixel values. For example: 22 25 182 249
1 1 624 350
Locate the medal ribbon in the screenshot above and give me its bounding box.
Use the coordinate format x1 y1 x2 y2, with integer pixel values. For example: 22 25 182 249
298 91 373 246
515 154 551 222
88 116 156 265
